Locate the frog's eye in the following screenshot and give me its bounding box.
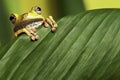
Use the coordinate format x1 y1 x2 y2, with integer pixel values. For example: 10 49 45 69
34 6 41 14
9 14 16 24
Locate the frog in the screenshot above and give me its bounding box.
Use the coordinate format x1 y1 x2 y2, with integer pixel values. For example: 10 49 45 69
9 6 58 41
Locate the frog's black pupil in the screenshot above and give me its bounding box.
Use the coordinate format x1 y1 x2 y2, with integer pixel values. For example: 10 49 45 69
37 7 41 11
10 16 15 21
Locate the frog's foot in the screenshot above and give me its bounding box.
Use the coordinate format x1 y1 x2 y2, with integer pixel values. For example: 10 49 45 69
24 28 39 41
45 16 58 32
30 35 39 41
30 32 39 41
48 16 58 31
31 33 39 41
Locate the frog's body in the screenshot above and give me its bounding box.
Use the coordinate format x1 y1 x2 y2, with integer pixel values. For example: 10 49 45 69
9 6 57 41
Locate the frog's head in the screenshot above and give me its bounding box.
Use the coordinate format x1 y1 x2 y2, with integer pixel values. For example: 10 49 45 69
9 6 44 28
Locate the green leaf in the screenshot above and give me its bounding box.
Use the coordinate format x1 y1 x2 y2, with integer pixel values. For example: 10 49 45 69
0 9 120 80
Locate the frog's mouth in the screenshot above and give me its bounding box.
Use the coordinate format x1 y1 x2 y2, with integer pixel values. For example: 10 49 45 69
25 18 44 28
27 21 43 28
14 18 43 32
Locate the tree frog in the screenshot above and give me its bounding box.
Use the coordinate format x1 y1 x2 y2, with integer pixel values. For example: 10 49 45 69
9 6 58 41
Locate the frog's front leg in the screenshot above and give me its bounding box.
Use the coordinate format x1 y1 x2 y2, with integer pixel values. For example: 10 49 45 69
44 16 58 32
14 28 39 41
25 27 39 41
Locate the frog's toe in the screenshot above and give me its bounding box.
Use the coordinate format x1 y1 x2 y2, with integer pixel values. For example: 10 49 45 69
54 24 58 28
30 36 36 41
51 27 57 32
35 35 39 40
44 22 49 28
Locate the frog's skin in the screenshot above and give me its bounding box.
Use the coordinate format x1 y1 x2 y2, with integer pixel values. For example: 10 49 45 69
9 6 57 41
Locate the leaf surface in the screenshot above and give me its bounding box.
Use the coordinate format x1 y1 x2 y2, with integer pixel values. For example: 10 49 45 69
0 9 120 80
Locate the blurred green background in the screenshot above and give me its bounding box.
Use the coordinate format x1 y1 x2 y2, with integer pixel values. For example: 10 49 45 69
1 0 120 44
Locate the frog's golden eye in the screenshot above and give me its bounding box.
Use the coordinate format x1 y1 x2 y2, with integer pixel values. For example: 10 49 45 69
33 6 41 14
9 14 16 24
